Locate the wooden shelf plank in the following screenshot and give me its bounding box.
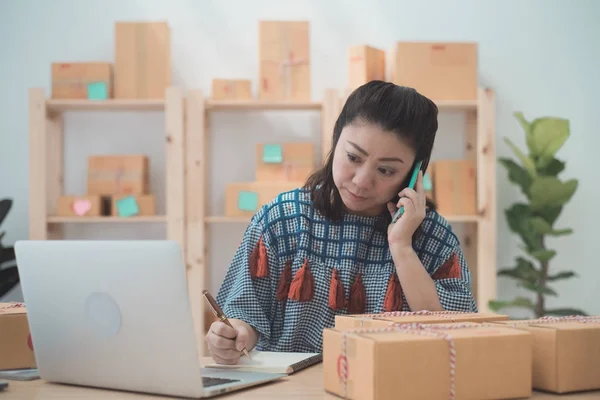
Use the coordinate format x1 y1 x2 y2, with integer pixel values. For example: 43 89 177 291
435 99 478 110
46 99 165 112
206 215 481 224
206 100 322 111
47 216 167 223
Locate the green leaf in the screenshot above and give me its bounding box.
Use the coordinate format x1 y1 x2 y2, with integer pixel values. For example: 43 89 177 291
505 204 541 251
530 176 578 211
530 117 569 168
518 281 558 296
530 217 552 234
528 249 557 263
546 271 577 281
488 297 535 311
538 158 565 176
547 228 573 236
536 205 563 226
544 308 588 317
499 158 533 197
514 112 537 155
497 257 540 284
504 137 537 177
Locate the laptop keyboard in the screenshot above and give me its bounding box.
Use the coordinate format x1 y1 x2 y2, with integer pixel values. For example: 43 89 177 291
202 376 241 387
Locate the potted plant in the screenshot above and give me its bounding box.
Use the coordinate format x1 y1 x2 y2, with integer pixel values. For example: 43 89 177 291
488 112 586 318
0 198 20 299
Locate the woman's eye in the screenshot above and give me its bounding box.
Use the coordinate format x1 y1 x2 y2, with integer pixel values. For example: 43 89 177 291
347 153 359 163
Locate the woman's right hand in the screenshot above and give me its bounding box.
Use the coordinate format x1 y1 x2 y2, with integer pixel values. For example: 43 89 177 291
206 320 252 365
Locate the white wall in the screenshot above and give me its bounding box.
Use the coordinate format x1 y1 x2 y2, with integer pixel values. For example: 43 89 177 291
1 0 598 316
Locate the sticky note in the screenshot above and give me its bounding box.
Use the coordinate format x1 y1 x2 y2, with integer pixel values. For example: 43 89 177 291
116 196 139 217
87 82 108 100
262 144 283 164
238 191 259 212
423 173 433 191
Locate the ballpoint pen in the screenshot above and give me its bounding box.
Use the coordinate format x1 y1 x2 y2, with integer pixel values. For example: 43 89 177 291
202 290 252 360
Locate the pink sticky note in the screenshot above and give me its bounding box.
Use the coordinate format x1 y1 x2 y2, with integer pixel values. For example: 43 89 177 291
72 199 92 216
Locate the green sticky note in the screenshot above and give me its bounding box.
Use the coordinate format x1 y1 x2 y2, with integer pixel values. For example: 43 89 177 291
423 172 433 191
238 191 259 212
262 144 283 164
116 196 139 217
87 82 108 100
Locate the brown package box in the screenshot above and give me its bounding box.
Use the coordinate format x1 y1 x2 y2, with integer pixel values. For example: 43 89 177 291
225 181 303 218
324 322 532 400
259 21 310 102
87 155 149 196
57 195 104 217
111 194 156 217
390 42 478 101
114 21 171 99
212 79 252 100
51 62 113 99
335 311 509 330
0 303 36 370
255 143 315 182
431 160 477 216
493 317 600 393
348 45 385 89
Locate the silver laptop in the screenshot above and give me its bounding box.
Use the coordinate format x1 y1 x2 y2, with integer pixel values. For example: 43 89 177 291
14 240 285 398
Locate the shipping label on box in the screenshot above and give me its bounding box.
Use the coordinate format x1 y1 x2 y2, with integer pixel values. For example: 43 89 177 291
87 155 149 196
390 41 478 101
51 62 113 99
111 194 156 217
212 79 252 100
431 159 476 216
114 21 171 99
324 322 532 400
259 21 310 102
57 195 104 217
0 302 36 370
335 310 509 330
225 181 303 218
256 143 315 182
493 316 600 394
348 45 385 89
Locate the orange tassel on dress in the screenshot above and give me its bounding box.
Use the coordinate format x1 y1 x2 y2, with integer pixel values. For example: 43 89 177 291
249 237 269 279
383 273 403 311
328 269 347 310
432 253 461 280
276 260 293 301
288 259 314 302
347 273 366 314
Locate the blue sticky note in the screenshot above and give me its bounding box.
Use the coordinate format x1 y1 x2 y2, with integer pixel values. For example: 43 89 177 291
116 196 139 217
423 172 433 191
262 144 283 164
87 82 108 100
238 191 259 212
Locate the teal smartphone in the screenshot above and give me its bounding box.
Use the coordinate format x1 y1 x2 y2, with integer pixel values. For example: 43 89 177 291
391 160 423 223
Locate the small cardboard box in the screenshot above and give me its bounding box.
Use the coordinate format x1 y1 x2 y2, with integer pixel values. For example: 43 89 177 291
258 20 310 102
114 21 171 99
492 317 600 393
0 303 36 370
51 62 113 99
57 195 104 217
431 160 476 216
111 194 156 217
225 181 303 218
255 143 315 182
390 41 478 101
212 79 252 100
87 155 149 196
335 311 509 330
324 322 532 400
348 45 386 89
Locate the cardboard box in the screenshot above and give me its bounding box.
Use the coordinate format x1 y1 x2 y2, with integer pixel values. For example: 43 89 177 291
212 79 252 100
390 42 478 101
0 303 36 370
348 45 386 89
51 62 113 99
324 322 532 400
335 311 509 330
87 155 149 196
493 317 600 393
114 21 171 99
57 195 104 217
225 181 303 218
256 143 315 182
258 21 310 102
431 160 476 216
111 194 156 217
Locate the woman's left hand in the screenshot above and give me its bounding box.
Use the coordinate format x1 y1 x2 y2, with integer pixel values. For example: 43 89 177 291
387 170 426 249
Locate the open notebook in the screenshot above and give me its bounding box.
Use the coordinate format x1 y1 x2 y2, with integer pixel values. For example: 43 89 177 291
205 350 322 374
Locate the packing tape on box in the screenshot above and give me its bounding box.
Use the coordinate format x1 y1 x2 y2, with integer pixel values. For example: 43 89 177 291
0 302 25 313
355 309 474 327
502 315 600 327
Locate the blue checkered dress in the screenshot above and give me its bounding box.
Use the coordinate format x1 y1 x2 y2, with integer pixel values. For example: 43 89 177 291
216 188 477 353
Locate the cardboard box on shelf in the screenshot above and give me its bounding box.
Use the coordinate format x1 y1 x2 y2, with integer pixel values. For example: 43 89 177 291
56 195 104 217
87 155 149 196
212 79 252 100
255 142 315 182
430 159 477 216
348 45 385 89
324 322 532 400
225 181 303 218
0 303 36 370
51 62 113 99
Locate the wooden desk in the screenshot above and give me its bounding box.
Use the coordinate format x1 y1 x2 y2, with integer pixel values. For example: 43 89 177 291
3 358 600 399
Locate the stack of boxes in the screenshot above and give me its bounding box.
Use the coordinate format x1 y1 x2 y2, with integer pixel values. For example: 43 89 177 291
225 143 314 218
0 303 36 371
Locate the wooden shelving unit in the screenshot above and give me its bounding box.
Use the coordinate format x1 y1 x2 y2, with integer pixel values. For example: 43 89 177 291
27 87 186 251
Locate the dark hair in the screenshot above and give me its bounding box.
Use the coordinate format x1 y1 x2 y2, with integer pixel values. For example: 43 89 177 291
305 80 439 224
